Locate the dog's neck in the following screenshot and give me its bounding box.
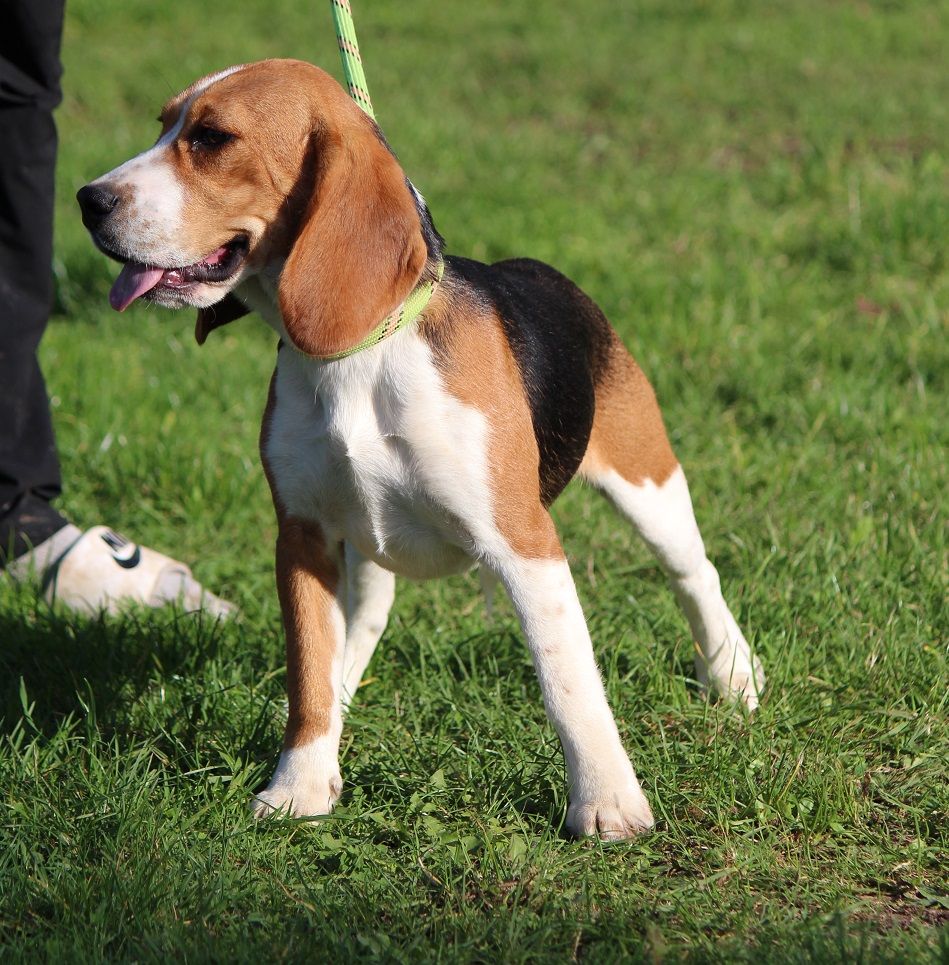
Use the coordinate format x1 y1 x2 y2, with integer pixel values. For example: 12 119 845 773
234 267 287 344
235 255 445 362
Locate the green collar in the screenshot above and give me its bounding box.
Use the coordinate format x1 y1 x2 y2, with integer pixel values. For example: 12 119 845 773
315 260 444 362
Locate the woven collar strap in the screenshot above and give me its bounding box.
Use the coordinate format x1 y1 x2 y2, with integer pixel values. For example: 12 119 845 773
316 261 444 362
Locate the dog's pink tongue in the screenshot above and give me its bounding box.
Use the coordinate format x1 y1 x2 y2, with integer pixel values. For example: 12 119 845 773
109 263 165 312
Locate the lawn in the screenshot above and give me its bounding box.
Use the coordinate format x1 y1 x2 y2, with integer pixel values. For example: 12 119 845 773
1 0 946 960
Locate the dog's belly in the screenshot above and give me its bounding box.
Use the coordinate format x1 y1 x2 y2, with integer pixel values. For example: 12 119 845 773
273 430 475 579
343 503 475 581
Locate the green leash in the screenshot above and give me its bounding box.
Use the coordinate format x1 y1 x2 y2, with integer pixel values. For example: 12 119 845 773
321 0 442 361
330 0 375 120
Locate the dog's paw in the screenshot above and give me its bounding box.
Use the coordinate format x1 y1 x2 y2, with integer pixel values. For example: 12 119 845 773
699 651 766 712
250 774 343 821
566 787 655 841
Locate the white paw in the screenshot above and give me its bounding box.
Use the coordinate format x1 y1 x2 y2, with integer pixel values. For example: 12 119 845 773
697 646 766 712
566 786 655 840
250 774 343 820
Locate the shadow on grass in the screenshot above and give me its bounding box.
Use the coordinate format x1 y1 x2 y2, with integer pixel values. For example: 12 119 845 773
0 587 230 735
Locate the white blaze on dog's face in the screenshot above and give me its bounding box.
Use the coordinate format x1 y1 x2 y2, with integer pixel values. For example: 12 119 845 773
78 58 429 358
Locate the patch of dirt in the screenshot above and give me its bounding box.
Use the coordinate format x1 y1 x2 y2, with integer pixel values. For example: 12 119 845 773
852 897 949 934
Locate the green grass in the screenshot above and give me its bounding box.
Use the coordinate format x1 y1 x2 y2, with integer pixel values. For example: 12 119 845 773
1 0 947 960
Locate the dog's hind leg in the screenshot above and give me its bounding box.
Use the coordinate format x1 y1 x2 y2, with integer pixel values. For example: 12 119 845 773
488 515 656 840
340 543 396 710
579 342 764 709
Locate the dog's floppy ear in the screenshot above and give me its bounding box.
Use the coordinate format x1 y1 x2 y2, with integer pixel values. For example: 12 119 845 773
278 119 428 358
195 294 250 345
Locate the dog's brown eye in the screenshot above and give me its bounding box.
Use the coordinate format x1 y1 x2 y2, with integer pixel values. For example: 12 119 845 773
190 125 234 150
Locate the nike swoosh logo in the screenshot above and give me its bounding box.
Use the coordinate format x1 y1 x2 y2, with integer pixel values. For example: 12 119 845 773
100 529 141 569
112 545 142 569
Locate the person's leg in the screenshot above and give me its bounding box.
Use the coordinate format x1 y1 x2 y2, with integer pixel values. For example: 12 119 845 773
0 0 68 562
0 2 235 617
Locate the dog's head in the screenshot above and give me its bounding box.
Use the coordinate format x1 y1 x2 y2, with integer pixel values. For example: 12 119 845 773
78 59 432 354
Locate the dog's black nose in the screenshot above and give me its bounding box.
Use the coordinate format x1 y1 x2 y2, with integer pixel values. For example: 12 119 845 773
77 184 119 231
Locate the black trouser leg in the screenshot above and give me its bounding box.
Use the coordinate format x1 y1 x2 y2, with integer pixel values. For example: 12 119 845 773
0 0 68 562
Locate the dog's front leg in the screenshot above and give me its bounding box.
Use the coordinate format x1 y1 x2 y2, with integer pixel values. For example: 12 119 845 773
252 516 346 819
340 543 396 710
493 526 655 840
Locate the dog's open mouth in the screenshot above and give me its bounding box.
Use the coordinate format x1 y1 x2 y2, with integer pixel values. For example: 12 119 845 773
108 236 248 312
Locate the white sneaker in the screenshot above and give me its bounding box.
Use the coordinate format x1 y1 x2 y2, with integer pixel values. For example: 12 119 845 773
7 524 236 618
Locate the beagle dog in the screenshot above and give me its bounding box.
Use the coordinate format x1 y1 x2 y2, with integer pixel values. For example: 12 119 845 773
78 59 764 840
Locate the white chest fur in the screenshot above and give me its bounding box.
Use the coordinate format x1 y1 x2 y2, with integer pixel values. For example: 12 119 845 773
263 331 501 579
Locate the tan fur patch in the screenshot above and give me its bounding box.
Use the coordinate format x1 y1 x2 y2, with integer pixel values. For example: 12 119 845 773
159 62 327 269
423 284 564 561
275 516 341 749
581 338 679 487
